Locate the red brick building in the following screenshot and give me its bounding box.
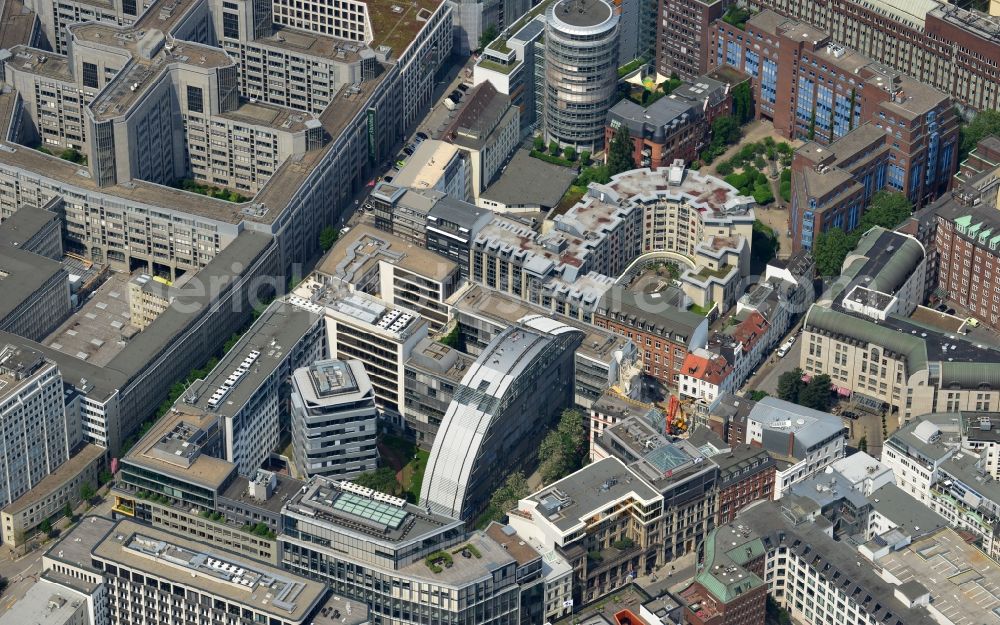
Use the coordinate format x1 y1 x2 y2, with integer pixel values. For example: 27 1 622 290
932 139 1000 329
714 445 775 523
605 96 705 170
681 522 768 625
656 0 736 79
594 289 709 387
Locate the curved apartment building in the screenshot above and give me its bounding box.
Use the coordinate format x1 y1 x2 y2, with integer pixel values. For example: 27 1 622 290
544 0 619 151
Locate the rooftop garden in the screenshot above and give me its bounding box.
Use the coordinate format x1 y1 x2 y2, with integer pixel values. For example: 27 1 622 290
721 5 755 29
477 58 516 74
689 301 716 316
425 550 454 573
175 179 250 203
451 543 483 558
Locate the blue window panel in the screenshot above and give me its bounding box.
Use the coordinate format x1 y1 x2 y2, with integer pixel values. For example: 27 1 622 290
717 36 724 66
875 163 886 191
940 141 955 174
833 92 852 138
726 41 741 67
761 59 778 105
815 85 834 132
910 163 923 194
887 164 905 190
848 203 860 230
796 77 815 123
745 49 760 78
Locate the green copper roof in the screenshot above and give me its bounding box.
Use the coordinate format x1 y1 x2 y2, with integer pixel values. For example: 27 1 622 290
805 305 928 373
954 215 972 228
694 528 765 603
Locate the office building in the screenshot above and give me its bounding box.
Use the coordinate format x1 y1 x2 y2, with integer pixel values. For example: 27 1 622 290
311 224 461 332
421 323 583 522
90 519 361 625
0 0 454 289
402 338 475 450
0 346 75 509
308 289 427 422
449 282 639 408
932 160 1000 329
392 140 474 202
173 299 326 477
291 360 379 481
605 96 706 170
507 457 664 605
441 82 521 199
424 194 492 281
595 287 710 387
280 476 522 624
0 574 104 625
0 244 72 342
543 0 619 151
596 416 719 562
0 444 105 547
656 0 734 79
0 204 63 260
709 11 958 217
742 396 847 496
474 12 547 137
745 0 1000 113
801 303 1000 421
114 407 294 563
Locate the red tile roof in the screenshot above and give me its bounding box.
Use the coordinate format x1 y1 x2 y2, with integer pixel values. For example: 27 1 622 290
681 351 732 385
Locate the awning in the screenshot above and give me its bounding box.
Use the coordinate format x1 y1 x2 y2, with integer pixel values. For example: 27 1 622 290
836 386 852 398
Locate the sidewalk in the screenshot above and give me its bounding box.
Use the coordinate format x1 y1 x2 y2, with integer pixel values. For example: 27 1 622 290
632 550 698 596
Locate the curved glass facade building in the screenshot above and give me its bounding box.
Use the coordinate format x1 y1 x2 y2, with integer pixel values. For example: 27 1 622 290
544 0 619 152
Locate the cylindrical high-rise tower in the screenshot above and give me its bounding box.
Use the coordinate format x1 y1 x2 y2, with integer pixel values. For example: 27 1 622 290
544 0 619 152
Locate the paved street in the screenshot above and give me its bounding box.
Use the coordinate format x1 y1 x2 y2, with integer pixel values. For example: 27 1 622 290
0 487 115 615
633 550 698 597
741 323 804 396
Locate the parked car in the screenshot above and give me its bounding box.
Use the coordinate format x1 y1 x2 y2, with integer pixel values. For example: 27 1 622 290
403 146 415 156
416 131 429 141
947 308 956 315
458 83 469 92
967 317 981 328
449 89 462 100
383 175 393 183
396 159 406 168
935 303 948 312
776 338 795 358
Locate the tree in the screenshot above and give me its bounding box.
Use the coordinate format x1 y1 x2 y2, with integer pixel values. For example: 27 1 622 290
751 220 779 266
63 502 74 520
813 228 857 276
319 226 338 251
80 483 95 503
799 374 832 411
859 191 912 231
712 116 742 146
563 146 577 162
538 409 588 484
39 518 52 535
747 390 769 401
777 368 806 403
960 109 1000 161
352 467 400 495
752 183 774 205
716 161 735 176
732 82 753 124
607 125 636 176
858 436 868 454
580 150 591 166
478 25 499 51
533 135 545 152
549 140 560 155
487 471 530 521
98 470 113 486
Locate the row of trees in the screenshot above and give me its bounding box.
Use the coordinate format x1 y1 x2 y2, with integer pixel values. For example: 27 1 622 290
538 409 589 485
812 191 913 276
